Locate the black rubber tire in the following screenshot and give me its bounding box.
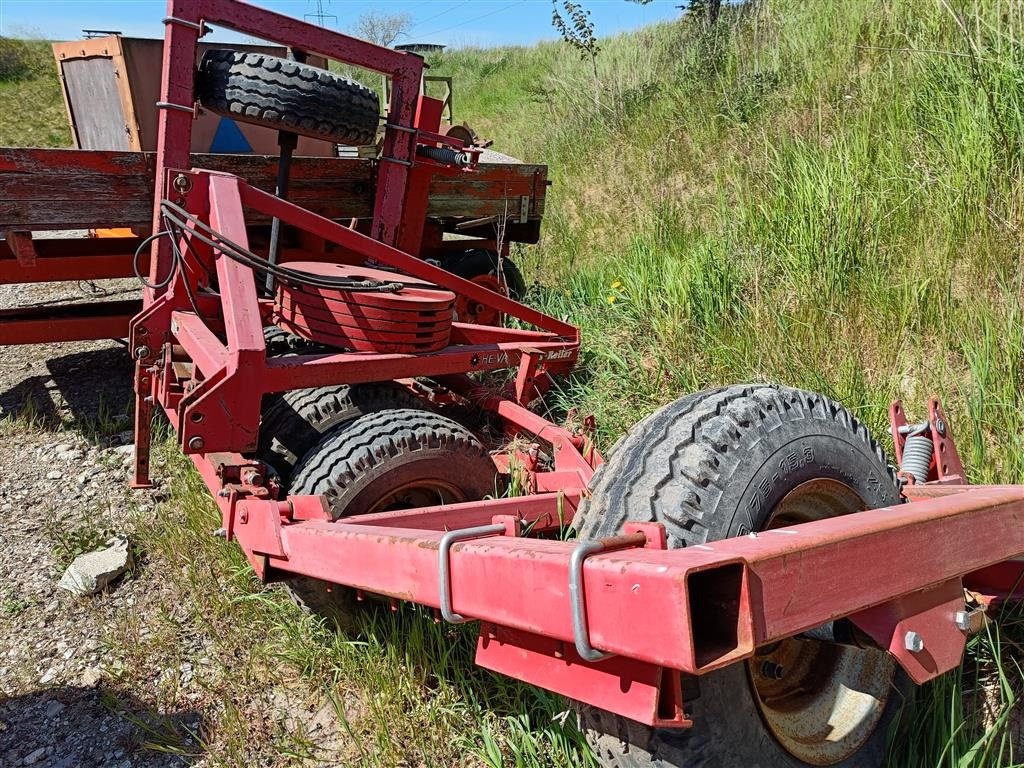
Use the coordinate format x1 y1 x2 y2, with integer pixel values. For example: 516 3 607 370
284 408 500 623
258 383 423 485
258 326 423 485
290 408 500 520
575 384 912 768
263 325 314 356
442 249 526 299
196 49 380 146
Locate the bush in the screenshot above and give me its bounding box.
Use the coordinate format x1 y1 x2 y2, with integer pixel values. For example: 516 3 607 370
0 37 36 82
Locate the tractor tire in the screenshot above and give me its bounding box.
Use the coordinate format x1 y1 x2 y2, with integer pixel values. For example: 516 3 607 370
258 326 422 485
196 49 380 146
575 384 912 768
258 384 423 486
263 325 314 356
441 249 526 326
284 409 500 624
290 408 500 519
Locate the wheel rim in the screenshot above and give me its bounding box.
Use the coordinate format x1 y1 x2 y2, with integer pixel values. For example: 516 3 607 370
365 478 467 514
747 479 897 766
454 273 506 326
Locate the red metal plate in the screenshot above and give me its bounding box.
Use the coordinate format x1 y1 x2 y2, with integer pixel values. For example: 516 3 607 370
274 261 454 352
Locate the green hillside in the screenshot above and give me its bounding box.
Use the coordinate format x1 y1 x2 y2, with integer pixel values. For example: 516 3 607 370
2 1 1023 764
0 38 71 146
441 4 1024 762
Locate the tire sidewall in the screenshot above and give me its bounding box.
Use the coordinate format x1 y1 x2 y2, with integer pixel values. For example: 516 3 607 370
323 449 497 517
579 386 911 768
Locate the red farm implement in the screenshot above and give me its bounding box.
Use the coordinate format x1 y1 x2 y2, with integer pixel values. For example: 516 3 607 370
2 2 1023 765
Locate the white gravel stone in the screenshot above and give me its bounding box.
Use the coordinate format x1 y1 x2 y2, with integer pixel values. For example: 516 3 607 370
57 536 132 596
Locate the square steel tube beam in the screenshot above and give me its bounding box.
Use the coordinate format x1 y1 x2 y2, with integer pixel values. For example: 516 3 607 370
0 238 144 284
0 300 140 345
260 341 571 393
233 485 1024 674
696 484 1024 645
253 518 740 672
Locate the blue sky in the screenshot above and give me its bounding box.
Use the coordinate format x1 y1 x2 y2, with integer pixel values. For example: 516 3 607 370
0 0 681 48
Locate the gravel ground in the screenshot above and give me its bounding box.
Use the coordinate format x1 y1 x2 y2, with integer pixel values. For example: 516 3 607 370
0 274 201 768
0 273 345 767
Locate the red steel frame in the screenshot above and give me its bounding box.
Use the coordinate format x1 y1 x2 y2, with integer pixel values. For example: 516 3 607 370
7 0 1024 730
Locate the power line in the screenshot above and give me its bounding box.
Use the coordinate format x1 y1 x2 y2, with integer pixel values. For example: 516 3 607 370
407 1 472 35
417 1 527 39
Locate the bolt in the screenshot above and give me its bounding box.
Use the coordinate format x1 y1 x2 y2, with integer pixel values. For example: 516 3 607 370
760 661 785 679
187 436 205 452
955 611 971 631
241 468 265 487
936 418 947 436
217 489 230 498
172 173 193 194
239 509 248 524
134 345 151 360
904 631 925 653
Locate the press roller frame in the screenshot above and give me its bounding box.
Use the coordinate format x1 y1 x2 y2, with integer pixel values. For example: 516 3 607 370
5 0 1024 735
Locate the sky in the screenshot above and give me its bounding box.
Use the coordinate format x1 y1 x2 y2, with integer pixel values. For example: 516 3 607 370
0 0 682 48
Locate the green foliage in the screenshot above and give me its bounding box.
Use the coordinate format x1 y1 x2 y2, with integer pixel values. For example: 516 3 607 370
431 1 1024 762
550 1 599 62
0 37 72 147
0 37 38 81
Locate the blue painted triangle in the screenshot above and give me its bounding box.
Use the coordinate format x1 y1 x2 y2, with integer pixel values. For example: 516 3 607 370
210 117 253 153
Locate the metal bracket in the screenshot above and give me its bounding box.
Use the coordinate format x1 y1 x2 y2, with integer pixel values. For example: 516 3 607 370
156 101 198 116
438 523 507 623
163 15 208 35
380 155 414 167
570 531 650 662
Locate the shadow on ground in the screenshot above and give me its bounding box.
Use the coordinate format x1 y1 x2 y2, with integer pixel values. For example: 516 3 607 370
0 685 204 768
0 345 133 433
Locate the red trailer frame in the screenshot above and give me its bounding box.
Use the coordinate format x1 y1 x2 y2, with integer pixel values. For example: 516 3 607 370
5 0 1024 735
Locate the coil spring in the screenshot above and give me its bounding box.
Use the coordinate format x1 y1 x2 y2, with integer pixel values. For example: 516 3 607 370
417 145 472 167
900 424 933 485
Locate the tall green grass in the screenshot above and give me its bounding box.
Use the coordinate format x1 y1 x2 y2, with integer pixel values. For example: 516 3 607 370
0 37 71 147
428 1 1024 763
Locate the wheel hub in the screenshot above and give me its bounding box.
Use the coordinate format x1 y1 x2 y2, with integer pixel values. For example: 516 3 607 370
748 479 897 766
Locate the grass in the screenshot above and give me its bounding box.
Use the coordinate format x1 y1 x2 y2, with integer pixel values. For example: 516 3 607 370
124 436 593 767
3 0 1024 764
0 37 71 147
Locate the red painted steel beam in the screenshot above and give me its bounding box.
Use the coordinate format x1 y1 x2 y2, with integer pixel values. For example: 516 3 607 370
261 341 575 393
0 299 140 344
227 485 1024 677
0 238 145 284
237 182 579 340
343 492 579 532
245 516 732 671
171 310 227 377
682 485 1024 645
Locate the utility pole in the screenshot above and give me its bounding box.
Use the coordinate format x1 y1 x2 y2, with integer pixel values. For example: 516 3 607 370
304 0 338 28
